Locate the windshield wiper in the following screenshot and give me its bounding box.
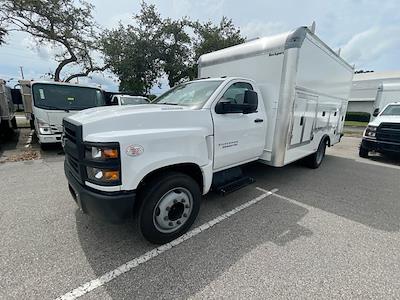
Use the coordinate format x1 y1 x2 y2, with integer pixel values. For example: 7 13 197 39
158 102 179 106
37 105 70 112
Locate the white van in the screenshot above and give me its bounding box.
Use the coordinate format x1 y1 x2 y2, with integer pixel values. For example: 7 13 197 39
110 94 150 106
63 26 353 243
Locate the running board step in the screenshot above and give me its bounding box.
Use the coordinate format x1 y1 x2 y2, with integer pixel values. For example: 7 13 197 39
214 176 255 196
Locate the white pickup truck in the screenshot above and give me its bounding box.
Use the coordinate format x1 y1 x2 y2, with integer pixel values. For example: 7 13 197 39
63 26 353 243
360 102 400 157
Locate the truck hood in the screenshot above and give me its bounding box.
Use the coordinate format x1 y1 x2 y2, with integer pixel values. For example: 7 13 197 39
68 104 188 125
46 111 75 126
65 104 213 142
369 115 400 127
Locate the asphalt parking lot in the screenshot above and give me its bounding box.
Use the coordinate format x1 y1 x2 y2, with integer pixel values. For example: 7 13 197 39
1 137 400 299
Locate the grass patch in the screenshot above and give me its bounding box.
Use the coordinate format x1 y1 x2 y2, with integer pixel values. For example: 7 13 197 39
345 121 368 127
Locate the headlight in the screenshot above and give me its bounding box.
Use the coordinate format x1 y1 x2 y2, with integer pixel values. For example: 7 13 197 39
86 146 119 160
364 125 377 138
87 167 120 183
38 120 52 135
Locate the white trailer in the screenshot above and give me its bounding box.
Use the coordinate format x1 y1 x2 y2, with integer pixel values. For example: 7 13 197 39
198 26 353 167
372 82 400 118
63 26 354 244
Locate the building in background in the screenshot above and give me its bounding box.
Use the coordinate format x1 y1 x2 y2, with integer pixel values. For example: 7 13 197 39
348 71 400 114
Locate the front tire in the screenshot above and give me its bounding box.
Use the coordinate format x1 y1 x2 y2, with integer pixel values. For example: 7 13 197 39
359 144 369 158
306 138 327 169
139 172 201 244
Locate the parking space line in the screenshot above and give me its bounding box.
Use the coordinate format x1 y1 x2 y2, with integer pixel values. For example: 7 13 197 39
55 187 278 300
256 187 312 209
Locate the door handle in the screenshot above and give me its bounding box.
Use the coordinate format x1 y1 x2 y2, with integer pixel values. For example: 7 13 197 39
254 118 264 123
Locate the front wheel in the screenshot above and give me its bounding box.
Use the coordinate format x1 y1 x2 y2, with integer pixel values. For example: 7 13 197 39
306 138 327 169
139 172 201 244
359 144 369 158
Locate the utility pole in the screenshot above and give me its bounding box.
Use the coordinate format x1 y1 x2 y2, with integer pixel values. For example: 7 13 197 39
19 66 25 79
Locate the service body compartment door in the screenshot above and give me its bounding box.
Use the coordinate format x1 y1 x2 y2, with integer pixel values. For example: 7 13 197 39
290 91 317 147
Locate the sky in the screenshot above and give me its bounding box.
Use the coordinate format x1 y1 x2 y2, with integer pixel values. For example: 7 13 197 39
0 0 399 93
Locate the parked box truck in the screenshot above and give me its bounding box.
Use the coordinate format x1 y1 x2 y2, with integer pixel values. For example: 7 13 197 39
19 80 106 148
63 26 353 244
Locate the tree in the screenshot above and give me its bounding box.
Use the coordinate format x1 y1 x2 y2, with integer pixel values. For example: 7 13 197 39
159 18 192 87
101 3 245 92
0 26 6 45
101 3 163 94
0 0 105 81
191 17 245 69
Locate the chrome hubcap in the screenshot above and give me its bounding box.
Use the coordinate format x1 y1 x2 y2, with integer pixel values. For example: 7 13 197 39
153 187 193 233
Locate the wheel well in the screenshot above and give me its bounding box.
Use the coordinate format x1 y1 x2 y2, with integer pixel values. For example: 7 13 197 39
323 135 331 147
134 163 204 213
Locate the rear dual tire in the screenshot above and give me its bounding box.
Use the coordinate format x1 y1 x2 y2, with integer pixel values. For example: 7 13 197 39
306 138 327 169
139 172 201 244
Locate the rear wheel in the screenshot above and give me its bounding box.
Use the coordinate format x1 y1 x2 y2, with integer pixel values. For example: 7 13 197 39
306 138 327 169
359 144 369 158
11 117 17 129
139 172 201 244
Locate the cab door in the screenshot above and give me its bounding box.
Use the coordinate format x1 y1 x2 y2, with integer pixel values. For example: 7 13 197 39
212 81 266 170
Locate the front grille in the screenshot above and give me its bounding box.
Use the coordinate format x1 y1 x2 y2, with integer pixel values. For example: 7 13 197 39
63 119 122 186
63 120 84 183
377 123 400 143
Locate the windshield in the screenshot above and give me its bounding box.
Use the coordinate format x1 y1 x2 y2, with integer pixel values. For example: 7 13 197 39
152 80 223 108
32 83 105 110
381 105 400 116
120 96 149 105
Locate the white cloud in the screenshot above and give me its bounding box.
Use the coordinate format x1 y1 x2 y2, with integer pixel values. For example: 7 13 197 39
79 73 119 92
240 21 287 40
341 27 400 68
170 0 225 19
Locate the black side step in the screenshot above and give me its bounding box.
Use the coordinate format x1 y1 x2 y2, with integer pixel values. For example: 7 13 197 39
214 176 255 196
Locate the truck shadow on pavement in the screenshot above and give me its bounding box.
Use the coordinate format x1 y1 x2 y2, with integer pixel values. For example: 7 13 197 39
74 154 400 299
75 179 312 299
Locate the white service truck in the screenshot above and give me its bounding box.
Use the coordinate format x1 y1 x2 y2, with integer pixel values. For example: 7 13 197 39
371 82 400 119
63 26 353 244
0 79 17 137
19 81 106 148
360 102 400 157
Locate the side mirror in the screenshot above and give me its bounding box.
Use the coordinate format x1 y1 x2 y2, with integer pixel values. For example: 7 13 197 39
243 90 258 114
215 90 259 114
372 108 379 117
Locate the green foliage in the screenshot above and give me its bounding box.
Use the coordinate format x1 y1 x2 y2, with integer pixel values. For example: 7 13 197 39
101 3 163 94
0 0 103 81
191 17 245 61
345 112 371 122
102 2 245 94
0 26 6 45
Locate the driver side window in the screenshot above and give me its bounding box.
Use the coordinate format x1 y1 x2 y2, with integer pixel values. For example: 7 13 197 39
220 82 254 105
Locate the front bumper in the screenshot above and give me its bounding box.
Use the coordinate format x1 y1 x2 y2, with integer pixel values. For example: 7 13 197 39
64 162 136 223
361 138 400 154
38 133 62 144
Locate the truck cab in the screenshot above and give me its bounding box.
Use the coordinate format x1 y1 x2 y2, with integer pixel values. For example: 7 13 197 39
27 81 106 146
360 102 400 157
